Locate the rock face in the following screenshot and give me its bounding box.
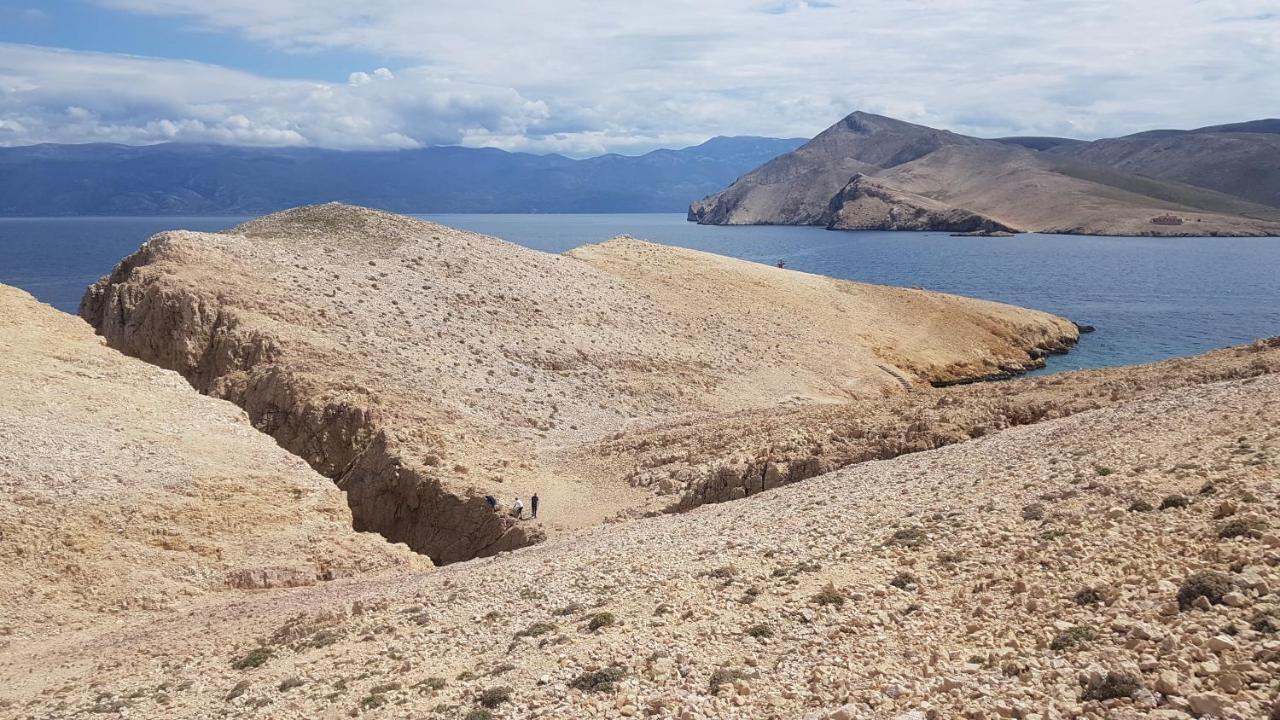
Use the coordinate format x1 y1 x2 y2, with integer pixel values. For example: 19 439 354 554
821 174 1016 233
79 203 1079 563
691 111 1280 236
6 339 1279 719
0 285 422 634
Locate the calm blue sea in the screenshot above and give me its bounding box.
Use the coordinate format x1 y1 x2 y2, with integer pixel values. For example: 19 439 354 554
2 213 1278 374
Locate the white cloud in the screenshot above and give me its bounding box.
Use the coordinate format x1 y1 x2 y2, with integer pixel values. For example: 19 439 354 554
3 1 1279 153
0 44 549 150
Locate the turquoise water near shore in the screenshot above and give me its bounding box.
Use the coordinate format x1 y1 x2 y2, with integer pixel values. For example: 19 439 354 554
2 213 1278 374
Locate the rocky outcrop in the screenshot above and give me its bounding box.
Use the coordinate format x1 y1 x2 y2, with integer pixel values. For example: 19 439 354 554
691 111 1280 236
821 174 1018 233
80 234 541 565
80 204 1080 563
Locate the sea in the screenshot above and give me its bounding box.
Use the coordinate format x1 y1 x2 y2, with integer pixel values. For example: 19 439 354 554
2 213 1278 375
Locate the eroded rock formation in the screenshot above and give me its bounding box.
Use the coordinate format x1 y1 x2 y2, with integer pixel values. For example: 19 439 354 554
80 203 1079 563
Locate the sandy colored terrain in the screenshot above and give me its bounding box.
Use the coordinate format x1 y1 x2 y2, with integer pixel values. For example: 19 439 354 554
0 285 424 638
691 112 1280 237
2 340 1277 719
78 203 1077 563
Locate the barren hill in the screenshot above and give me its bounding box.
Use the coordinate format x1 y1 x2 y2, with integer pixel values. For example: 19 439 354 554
79 203 1078 563
3 339 1278 719
0 285 422 637
691 112 1280 236
1045 123 1280 209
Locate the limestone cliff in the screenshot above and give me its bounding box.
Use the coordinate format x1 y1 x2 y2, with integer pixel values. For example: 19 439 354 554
0 284 423 634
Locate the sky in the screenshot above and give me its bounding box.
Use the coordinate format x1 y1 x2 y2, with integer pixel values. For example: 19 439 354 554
0 1 1277 156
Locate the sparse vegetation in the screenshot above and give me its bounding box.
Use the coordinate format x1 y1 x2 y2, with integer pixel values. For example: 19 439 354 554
569 667 626 693
1050 625 1098 651
464 710 494 720
1160 494 1189 510
277 677 305 692
1177 570 1234 609
1218 518 1265 539
414 677 447 694
552 602 584 616
746 623 774 638
887 527 927 547
230 647 272 670
889 572 919 590
1081 671 1140 701
515 621 556 638
1249 609 1278 634
1021 503 1046 521
1128 498 1154 512
586 612 617 631
478 686 511 709
1073 587 1104 606
708 668 745 693
812 584 845 608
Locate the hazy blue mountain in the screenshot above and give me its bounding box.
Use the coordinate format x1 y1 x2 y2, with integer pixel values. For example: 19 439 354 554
0 136 805 216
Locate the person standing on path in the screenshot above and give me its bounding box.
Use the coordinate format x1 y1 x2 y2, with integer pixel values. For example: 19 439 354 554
531 493 539 519
511 496 524 519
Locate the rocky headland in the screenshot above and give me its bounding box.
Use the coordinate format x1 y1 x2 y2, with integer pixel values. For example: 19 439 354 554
78 203 1078 564
690 112 1280 237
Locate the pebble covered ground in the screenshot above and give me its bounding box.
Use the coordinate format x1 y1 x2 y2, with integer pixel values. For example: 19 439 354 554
3 367 1277 719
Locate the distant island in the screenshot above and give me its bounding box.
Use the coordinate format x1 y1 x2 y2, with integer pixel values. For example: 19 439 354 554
0 136 804 216
690 112 1280 236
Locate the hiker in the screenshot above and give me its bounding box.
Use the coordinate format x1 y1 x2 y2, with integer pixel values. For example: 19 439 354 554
776 259 786 268
511 496 524 519
531 493 540 519
484 495 497 511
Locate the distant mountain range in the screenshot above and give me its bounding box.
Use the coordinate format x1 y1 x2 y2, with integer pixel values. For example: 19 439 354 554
690 113 1280 236
0 136 806 216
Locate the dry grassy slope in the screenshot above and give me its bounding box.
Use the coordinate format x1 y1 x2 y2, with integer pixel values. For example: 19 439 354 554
3 354 1277 720
0 285 422 637
692 111 1280 236
79 203 1076 563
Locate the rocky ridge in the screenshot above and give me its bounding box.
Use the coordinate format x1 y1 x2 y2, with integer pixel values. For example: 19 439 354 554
79 203 1078 563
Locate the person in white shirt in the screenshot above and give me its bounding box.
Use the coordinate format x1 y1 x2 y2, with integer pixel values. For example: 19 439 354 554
511 496 524 519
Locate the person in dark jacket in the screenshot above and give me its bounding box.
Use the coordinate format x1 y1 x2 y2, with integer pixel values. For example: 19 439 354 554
531 493 540 519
